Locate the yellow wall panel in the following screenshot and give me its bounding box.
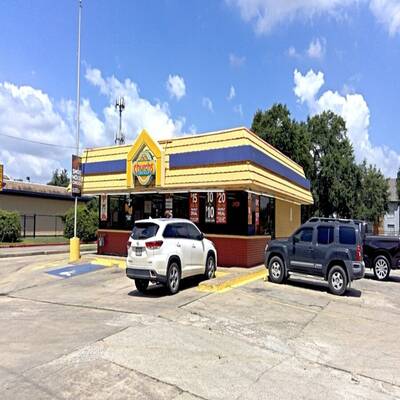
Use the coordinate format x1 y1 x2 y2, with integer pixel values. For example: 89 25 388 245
275 200 301 238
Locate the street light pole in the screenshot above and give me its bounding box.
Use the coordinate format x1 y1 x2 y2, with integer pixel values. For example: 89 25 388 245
70 0 82 262
74 0 82 238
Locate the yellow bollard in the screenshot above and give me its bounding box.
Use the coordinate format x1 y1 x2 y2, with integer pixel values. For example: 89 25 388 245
69 237 80 262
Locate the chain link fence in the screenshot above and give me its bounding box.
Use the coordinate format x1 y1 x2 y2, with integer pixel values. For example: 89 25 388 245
20 214 65 238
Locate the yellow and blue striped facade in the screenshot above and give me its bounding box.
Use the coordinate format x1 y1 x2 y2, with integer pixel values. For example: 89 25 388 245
81 127 313 206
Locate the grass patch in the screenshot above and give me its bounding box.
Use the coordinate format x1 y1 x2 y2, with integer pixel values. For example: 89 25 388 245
0 236 69 247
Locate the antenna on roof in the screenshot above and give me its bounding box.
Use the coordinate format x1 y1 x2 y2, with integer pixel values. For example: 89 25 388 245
115 96 126 145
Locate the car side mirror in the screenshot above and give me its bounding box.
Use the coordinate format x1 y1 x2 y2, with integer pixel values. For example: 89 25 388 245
198 232 204 241
293 236 299 244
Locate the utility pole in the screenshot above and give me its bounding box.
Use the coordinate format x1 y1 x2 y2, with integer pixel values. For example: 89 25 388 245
115 96 125 145
70 0 82 262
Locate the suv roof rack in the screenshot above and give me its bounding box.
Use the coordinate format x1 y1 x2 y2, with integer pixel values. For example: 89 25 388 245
307 217 356 224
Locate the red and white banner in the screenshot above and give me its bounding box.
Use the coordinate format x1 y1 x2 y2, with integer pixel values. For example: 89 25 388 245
216 191 227 224
189 193 199 223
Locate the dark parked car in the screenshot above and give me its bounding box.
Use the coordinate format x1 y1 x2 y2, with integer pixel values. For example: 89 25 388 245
265 218 365 295
362 233 400 281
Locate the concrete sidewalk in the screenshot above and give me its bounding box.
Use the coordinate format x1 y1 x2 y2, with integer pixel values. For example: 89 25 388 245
0 243 97 258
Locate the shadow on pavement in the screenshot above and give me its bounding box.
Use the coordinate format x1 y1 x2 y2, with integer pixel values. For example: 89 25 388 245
286 277 362 298
127 275 206 298
363 271 400 283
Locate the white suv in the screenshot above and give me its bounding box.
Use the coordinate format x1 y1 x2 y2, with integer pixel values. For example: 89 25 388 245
126 218 217 294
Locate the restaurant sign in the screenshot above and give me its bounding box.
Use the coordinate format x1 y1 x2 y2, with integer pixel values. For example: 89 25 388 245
71 155 82 197
132 147 156 186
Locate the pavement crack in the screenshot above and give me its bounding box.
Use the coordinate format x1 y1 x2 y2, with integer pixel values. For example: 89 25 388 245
108 360 210 400
178 292 211 308
5 294 142 316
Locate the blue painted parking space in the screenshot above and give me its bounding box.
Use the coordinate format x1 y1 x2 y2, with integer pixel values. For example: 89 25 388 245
46 263 104 279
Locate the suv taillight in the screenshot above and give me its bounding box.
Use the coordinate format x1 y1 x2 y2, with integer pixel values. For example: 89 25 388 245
127 241 131 251
355 244 362 262
145 240 163 250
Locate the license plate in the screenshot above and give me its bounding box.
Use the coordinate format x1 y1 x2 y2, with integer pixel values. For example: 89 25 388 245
135 247 142 256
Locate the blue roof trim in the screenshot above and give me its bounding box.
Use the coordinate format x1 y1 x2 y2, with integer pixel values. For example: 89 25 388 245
82 159 126 175
169 145 310 190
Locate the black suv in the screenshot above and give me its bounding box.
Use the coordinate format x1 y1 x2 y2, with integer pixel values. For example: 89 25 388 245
265 218 365 295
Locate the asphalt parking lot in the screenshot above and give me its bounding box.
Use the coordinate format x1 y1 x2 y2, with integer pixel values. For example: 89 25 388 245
1 254 400 400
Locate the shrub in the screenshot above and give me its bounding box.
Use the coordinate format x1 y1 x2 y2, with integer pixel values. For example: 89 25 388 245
64 205 98 242
0 210 21 242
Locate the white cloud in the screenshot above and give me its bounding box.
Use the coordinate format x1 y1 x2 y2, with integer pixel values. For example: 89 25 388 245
234 104 244 117
202 97 214 112
0 68 188 182
287 46 300 58
84 67 185 142
0 81 75 182
166 74 186 100
307 37 326 59
229 53 246 67
227 0 358 34
293 69 400 177
370 0 400 35
293 69 325 110
227 85 236 101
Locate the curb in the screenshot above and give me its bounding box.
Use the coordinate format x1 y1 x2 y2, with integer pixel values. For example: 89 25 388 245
91 257 126 269
0 248 96 259
198 267 267 292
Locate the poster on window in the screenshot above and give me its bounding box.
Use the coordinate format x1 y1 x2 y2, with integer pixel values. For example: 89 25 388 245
216 191 227 224
100 194 108 221
248 193 253 225
255 196 260 227
189 192 199 223
71 155 82 197
205 192 215 223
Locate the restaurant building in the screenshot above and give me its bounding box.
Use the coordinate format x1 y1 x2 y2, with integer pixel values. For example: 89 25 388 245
81 127 313 267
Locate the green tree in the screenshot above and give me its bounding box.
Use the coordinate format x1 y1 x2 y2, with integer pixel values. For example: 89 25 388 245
63 205 98 242
355 161 389 225
48 169 70 187
251 103 312 178
307 111 360 218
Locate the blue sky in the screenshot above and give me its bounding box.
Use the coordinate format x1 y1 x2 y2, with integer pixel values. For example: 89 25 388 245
0 0 399 182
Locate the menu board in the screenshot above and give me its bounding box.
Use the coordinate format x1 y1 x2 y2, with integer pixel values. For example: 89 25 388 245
205 192 215 223
100 194 108 221
248 193 253 225
255 196 260 227
216 191 227 224
189 193 199 223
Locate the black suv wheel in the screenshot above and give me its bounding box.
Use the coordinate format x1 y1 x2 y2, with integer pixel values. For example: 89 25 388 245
328 266 348 296
204 254 216 279
373 255 390 281
268 256 286 284
135 279 149 294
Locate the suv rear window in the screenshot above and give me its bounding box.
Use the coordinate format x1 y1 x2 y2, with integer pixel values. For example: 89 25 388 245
163 223 189 239
317 226 334 245
131 223 159 240
339 226 356 245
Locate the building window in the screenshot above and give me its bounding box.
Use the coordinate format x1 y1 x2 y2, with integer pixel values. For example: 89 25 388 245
259 195 275 237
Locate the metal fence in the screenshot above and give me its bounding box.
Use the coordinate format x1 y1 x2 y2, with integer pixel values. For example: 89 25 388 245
20 214 65 238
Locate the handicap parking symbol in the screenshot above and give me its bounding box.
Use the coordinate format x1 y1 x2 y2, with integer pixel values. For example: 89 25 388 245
46 263 104 279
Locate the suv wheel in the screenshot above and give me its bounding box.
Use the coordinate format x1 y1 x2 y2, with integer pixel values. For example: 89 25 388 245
373 255 390 281
204 254 216 280
268 256 286 284
328 266 348 296
166 261 181 295
135 279 149 294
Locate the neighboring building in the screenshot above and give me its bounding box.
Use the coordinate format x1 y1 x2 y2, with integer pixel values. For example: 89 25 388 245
81 127 314 267
383 178 400 235
0 179 90 237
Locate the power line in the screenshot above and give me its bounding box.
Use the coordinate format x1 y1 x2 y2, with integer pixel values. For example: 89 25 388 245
0 132 76 149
